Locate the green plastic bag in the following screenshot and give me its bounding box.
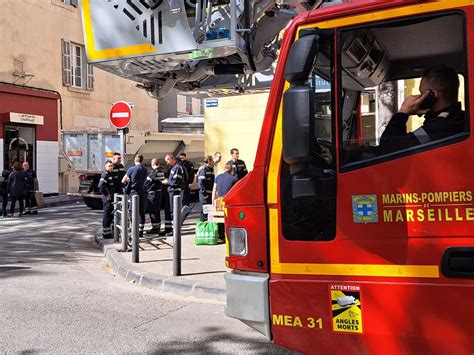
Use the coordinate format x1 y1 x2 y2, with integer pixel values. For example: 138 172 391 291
195 221 219 245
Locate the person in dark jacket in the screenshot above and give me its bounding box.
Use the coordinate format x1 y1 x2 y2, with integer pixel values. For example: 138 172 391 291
380 65 466 154
178 153 195 207
112 152 126 194
214 162 238 198
7 161 28 217
198 155 215 221
0 169 11 218
98 160 115 238
162 154 184 235
226 148 248 180
23 161 39 215
144 158 165 234
122 155 148 235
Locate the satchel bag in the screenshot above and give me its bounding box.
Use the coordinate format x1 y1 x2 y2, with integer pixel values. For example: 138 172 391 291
34 191 45 208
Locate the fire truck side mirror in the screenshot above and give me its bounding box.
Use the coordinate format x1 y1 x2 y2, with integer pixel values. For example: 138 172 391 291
283 86 314 165
284 32 320 84
282 31 320 165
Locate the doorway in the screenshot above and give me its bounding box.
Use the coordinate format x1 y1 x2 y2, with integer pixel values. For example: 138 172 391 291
4 124 35 170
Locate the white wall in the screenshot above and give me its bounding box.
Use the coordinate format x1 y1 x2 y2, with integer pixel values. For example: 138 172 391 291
37 141 59 194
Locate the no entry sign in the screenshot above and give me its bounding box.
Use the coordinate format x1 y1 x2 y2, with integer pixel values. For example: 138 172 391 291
109 101 132 129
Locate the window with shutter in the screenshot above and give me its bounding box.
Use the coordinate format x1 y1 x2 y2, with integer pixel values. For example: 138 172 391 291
87 64 94 91
62 40 94 91
72 44 83 88
61 39 72 86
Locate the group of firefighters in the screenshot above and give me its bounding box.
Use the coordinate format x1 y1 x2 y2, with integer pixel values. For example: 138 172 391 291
0 161 39 218
98 149 248 239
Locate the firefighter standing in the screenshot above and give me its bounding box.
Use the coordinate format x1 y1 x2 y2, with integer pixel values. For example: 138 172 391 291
98 160 115 238
198 155 215 221
23 162 39 215
144 158 165 234
178 153 195 206
112 152 126 194
162 154 184 235
226 148 248 180
0 169 10 218
122 155 148 235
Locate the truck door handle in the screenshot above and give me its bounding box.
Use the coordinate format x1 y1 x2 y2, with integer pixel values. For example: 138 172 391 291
441 247 474 278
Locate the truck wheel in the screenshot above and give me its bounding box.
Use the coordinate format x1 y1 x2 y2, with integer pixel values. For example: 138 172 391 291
83 197 94 209
91 198 103 210
83 197 103 210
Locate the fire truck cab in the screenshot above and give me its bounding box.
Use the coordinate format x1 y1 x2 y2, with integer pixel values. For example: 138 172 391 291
223 0 474 353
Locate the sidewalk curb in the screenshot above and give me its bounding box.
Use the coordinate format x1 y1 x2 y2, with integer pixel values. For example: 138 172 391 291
44 196 83 208
95 235 226 302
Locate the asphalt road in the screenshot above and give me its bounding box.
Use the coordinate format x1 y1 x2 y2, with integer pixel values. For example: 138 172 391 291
0 203 295 354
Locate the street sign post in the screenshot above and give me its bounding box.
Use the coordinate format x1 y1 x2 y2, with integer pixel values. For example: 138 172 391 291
109 101 132 129
110 101 132 155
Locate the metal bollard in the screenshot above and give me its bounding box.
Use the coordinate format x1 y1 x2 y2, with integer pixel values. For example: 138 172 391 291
173 194 182 276
131 194 139 263
121 195 129 252
113 194 119 242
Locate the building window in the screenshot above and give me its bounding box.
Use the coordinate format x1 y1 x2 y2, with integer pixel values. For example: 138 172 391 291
185 96 193 114
60 0 78 6
61 39 94 90
200 99 204 115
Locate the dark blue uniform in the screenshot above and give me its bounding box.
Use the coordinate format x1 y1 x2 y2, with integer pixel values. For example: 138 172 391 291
144 167 165 233
215 171 238 197
112 163 126 194
178 159 195 206
98 170 115 238
7 170 28 216
227 159 248 180
125 164 148 233
24 169 38 214
0 170 10 217
198 165 214 221
166 163 184 233
380 102 465 154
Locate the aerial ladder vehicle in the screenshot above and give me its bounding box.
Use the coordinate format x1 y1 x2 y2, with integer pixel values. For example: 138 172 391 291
81 0 474 353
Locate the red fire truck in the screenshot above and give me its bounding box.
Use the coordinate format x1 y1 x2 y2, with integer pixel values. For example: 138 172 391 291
223 0 474 353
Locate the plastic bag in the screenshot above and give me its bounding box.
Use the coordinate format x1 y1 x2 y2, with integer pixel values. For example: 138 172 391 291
195 220 219 245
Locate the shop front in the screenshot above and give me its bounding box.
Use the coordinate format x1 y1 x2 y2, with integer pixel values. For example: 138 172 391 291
0 85 59 194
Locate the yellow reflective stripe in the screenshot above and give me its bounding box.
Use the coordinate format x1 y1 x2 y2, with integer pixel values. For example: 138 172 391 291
300 0 474 31
269 208 439 278
81 0 156 61
273 262 439 278
269 208 281 267
267 86 288 204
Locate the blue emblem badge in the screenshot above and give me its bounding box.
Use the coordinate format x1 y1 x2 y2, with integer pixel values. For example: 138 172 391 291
352 195 378 223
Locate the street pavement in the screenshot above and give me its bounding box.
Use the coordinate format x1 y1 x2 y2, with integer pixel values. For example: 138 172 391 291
97 201 227 302
0 201 296 353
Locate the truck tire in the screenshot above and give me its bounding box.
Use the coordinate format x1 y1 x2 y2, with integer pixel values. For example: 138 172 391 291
83 196 103 210
91 198 103 210
83 197 94 209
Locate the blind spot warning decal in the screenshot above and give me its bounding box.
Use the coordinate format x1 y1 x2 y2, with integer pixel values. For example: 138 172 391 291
330 285 363 334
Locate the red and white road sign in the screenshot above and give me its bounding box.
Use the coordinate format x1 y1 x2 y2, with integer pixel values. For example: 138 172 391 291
109 101 132 129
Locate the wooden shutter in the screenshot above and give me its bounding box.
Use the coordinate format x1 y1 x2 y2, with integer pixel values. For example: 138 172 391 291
86 63 94 91
61 39 72 86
